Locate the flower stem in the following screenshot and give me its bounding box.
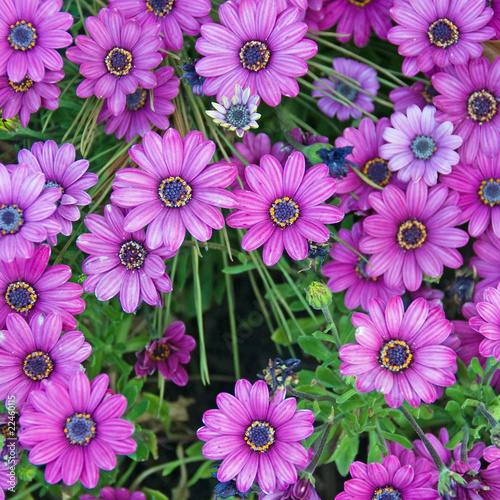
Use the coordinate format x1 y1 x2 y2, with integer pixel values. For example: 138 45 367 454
483 361 500 386
286 386 336 403
322 306 342 348
306 407 336 474
461 426 469 464
478 403 499 427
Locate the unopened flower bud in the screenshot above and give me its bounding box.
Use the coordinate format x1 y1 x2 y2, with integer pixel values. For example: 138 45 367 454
306 281 333 310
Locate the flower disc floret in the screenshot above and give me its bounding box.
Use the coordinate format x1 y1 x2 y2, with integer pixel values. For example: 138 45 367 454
147 0 175 16
239 41 271 72
23 351 54 380
158 176 192 208
467 90 497 123
8 20 37 51
427 18 459 47
379 340 412 373
397 220 427 250
363 158 391 187
269 197 300 227
126 88 147 111
5 281 37 312
119 241 147 270
64 413 96 446
0 204 23 234
105 48 133 76
244 421 275 452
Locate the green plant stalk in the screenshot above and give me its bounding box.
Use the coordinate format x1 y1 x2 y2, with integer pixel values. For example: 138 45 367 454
8 483 42 500
116 460 138 488
164 251 179 331
461 426 469 464
322 306 342 348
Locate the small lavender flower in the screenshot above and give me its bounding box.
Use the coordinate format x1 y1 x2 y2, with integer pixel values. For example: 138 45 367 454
134 321 196 386
206 85 261 138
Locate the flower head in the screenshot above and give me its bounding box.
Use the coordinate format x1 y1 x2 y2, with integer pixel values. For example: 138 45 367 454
18 140 98 244
388 0 494 77
207 85 261 138
134 321 196 386
312 58 379 121
66 8 162 115
226 151 344 266
380 105 462 186
19 371 136 488
390 81 439 113
0 244 85 330
470 228 500 301
0 0 73 82
0 70 64 127
195 0 317 106
80 487 146 500
259 477 320 500
197 379 315 494
111 129 237 251
97 66 179 143
339 295 457 408
0 313 91 408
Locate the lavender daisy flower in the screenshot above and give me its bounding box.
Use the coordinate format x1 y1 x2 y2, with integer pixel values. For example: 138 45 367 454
388 0 494 77
312 58 379 121
111 129 238 252
97 66 180 143
66 8 162 116
0 312 91 408
440 154 500 238
380 105 462 186
470 228 500 302
109 0 211 52
206 85 261 139
77 204 174 313
359 181 469 292
319 0 393 47
17 140 98 244
0 244 85 330
0 69 64 127
432 56 500 165
80 487 146 500
339 295 456 408
488 0 500 39
226 151 344 266
0 163 61 262
134 321 196 386
390 81 439 113
19 371 136 488
0 465 16 500
0 0 73 82
334 117 401 213
259 478 320 500
197 379 314 494
322 222 403 311
195 0 318 106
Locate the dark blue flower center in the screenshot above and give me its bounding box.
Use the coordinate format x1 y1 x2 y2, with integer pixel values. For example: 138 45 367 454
486 0 493 7
479 178 500 206
269 197 300 227
146 0 175 16
468 90 497 122
8 20 37 51
226 105 250 128
411 135 437 160
23 351 54 381
119 240 147 270
105 48 133 76
356 256 377 281
64 413 96 446
148 342 171 361
372 486 402 500
0 204 24 234
9 76 34 92
428 18 459 47
348 0 373 5
239 41 270 72
397 219 427 250
379 341 412 373
244 421 275 452
5 281 37 313
158 176 192 208
335 81 358 101
421 84 439 104
363 158 391 186
126 87 148 111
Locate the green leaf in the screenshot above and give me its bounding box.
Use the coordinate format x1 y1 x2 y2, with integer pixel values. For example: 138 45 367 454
445 401 465 426
142 487 169 500
332 433 359 476
123 385 139 408
470 357 484 377
380 431 413 450
445 430 464 450
126 399 150 422
336 389 357 404
142 392 170 431
315 366 340 387
298 336 332 361
313 330 338 343
368 431 383 464
222 263 256 274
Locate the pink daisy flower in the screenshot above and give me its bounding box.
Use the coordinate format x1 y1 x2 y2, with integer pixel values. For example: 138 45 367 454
470 227 500 302
390 81 438 113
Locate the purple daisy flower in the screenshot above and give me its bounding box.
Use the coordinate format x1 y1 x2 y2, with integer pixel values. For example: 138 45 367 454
0 0 73 83
290 127 329 148
17 140 98 244
66 8 162 116
0 465 16 500
488 0 500 39
19 371 136 488
77 204 174 313
97 66 179 143
470 228 500 301
312 58 379 121
80 487 146 500
226 151 344 266
0 244 85 330
111 129 238 252
319 0 393 47
0 163 61 262
453 302 487 368
388 0 494 77
390 81 438 113
359 181 469 291
0 69 64 127
432 56 500 165
195 0 318 106
322 222 403 311
197 379 314 494
109 0 211 52
339 295 456 408
134 321 196 386
335 455 437 500
334 117 401 213
380 105 462 186
0 312 91 408
259 478 320 500
440 154 500 238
